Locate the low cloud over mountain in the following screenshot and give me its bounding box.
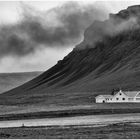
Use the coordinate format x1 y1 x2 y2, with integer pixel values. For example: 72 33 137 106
0 2 108 58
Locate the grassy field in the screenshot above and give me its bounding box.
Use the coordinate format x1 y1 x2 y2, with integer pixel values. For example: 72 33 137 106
1 103 140 120
0 122 140 138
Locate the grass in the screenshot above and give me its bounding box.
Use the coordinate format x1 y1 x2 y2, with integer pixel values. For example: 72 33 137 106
1 103 140 120
0 122 140 138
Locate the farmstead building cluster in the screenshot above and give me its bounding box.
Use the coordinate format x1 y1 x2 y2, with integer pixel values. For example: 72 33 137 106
95 90 140 103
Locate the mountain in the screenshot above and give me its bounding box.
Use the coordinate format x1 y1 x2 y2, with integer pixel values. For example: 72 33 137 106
1 5 140 106
0 72 42 94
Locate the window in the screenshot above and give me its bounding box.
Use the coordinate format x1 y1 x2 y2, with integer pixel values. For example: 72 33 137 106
122 98 125 100
116 98 119 100
120 93 121 95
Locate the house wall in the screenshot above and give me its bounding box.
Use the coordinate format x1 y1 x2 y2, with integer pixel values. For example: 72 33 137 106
95 97 105 103
105 98 113 102
133 97 140 102
134 92 140 102
109 91 129 103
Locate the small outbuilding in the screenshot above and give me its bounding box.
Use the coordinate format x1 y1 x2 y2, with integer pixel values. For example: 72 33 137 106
95 95 113 103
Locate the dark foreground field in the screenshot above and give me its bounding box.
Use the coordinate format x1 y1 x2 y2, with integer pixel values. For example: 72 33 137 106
0 122 140 139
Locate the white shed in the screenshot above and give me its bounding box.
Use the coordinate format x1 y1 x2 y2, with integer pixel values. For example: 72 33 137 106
95 95 113 103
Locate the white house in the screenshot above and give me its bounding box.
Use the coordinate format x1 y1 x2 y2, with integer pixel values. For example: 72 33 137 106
95 90 140 103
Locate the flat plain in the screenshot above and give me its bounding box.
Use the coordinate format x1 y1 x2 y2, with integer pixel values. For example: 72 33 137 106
0 122 139 139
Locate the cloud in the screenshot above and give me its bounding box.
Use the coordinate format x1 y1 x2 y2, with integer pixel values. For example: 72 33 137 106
0 1 108 58
0 48 71 72
77 6 140 49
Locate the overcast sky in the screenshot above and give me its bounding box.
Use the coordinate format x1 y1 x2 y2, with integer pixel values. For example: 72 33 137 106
0 0 140 73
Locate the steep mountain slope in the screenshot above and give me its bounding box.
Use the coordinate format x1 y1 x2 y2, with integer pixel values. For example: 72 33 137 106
0 72 42 94
1 5 140 105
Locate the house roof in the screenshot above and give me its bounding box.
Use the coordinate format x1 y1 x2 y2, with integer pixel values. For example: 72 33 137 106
96 91 140 99
123 91 139 97
96 95 113 99
136 92 140 97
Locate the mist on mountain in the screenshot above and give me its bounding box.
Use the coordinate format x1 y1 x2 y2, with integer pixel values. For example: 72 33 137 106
0 2 108 58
